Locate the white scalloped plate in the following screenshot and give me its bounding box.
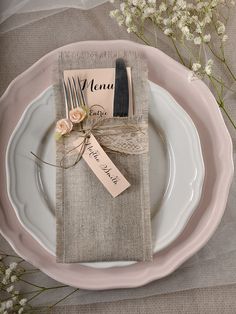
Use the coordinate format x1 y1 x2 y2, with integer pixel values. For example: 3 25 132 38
6 80 204 268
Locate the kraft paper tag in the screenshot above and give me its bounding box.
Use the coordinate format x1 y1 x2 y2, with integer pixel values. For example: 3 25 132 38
72 134 131 197
64 68 133 117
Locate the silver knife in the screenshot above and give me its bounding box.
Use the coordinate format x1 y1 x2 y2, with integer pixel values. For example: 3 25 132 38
113 58 129 117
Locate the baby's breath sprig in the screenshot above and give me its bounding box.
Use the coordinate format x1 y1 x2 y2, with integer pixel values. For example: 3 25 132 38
110 0 236 129
0 252 78 313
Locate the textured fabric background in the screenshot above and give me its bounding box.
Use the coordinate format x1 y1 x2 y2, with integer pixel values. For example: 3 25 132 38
0 3 236 313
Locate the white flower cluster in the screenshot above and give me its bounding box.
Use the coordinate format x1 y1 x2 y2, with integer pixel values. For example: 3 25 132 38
110 0 234 80
191 59 214 77
0 260 28 314
110 0 232 42
205 59 214 75
1 262 19 286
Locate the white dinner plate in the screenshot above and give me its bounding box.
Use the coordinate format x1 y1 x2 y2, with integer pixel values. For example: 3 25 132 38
6 80 204 268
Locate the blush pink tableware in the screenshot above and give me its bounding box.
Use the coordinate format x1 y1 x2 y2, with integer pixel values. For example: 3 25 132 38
0 40 233 289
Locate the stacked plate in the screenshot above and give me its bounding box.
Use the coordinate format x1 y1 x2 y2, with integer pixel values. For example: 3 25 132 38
0 40 233 289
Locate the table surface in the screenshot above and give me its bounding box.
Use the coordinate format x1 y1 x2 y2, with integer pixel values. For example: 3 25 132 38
0 4 236 313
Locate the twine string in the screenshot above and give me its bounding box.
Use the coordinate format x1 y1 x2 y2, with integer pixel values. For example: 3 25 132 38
31 118 146 169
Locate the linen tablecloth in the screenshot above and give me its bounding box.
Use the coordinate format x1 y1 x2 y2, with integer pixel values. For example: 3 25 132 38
0 3 236 313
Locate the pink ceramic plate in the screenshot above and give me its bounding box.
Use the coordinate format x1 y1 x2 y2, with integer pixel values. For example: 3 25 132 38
0 40 233 289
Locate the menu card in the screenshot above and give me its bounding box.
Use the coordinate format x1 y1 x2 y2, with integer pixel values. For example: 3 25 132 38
63 67 133 117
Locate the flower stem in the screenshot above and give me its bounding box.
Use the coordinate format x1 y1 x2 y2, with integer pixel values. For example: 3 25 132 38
221 106 236 129
0 252 23 259
17 259 26 265
171 37 186 66
20 278 44 289
21 269 41 276
209 76 236 128
207 43 224 62
20 290 43 295
207 44 236 81
49 288 79 308
209 76 222 101
134 32 151 46
211 76 236 92
224 60 236 81
27 290 45 302
46 285 68 290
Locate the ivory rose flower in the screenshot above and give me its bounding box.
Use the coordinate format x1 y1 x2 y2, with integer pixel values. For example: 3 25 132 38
69 107 87 124
55 118 73 136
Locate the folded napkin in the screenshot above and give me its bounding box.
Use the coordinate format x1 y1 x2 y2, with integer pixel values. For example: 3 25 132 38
55 50 152 263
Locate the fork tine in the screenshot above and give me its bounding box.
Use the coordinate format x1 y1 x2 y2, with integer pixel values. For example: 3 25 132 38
67 77 75 109
62 80 69 118
72 76 80 108
77 76 86 107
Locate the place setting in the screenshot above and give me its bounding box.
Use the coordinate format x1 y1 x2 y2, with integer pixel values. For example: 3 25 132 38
0 40 233 292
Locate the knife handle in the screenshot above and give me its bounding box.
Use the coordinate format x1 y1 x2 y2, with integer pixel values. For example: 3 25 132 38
113 58 129 117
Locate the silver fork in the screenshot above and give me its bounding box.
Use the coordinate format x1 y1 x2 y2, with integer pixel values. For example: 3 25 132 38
62 75 86 118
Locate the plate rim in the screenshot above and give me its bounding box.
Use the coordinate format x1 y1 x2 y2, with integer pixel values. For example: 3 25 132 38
5 82 205 263
0 39 233 289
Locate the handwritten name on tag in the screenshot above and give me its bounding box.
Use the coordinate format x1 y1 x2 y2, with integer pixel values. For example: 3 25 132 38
64 68 133 117
73 134 130 197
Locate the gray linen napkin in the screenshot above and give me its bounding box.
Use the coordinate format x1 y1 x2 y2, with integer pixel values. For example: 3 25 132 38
55 50 152 263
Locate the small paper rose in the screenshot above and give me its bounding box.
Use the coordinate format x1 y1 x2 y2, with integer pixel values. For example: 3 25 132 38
55 118 73 140
69 107 87 124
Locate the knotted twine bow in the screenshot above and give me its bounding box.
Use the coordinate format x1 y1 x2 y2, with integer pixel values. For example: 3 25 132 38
31 118 148 169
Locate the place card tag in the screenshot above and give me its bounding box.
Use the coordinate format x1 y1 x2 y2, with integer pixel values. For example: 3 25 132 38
64 68 133 117
72 134 131 197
